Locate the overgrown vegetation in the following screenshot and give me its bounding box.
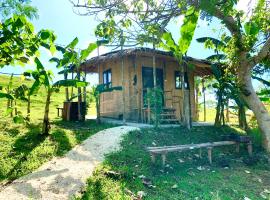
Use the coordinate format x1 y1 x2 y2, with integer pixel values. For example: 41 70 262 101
79 126 270 200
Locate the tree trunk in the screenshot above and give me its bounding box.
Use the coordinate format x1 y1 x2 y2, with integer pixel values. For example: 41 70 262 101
221 102 225 125
239 65 270 151
71 72 74 98
64 73 69 101
14 100 18 115
77 71 82 121
26 94 30 121
215 95 222 126
96 94 101 124
181 69 191 129
10 100 13 117
202 79 206 122
42 89 51 135
238 105 248 131
226 99 230 123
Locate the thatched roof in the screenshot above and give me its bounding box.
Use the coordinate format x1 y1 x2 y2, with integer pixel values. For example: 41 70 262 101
81 47 212 76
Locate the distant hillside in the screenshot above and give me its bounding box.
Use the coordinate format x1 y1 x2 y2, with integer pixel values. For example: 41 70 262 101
0 75 67 123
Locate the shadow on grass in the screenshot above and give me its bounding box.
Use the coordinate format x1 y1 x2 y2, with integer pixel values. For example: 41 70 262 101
53 119 115 144
50 128 73 156
5 127 20 137
6 124 47 181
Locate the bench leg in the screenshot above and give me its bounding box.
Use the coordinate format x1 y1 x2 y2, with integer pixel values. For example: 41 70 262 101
150 153 156 163
207 147 213 165
236 142 240 153
247 142 252 156
57 109 60 117
161 153 166 166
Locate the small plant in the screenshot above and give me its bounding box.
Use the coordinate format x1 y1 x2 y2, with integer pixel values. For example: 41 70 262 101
145 87 163 127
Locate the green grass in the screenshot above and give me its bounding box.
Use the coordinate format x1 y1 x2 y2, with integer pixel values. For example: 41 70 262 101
79 126 270 200
0 75 112 182
0 75 96 122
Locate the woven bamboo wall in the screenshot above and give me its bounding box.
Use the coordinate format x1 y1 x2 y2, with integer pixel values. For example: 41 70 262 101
98 54 197 121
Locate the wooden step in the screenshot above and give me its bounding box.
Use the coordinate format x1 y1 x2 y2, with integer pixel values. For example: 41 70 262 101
162 107 176 112
160 113 176 117
160 118 180 123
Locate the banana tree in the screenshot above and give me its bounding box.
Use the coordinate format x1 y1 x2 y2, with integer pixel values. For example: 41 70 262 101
160 6 199 129
50 37 108 121
30 57 88 135
0 78 30 123
0 76 15 117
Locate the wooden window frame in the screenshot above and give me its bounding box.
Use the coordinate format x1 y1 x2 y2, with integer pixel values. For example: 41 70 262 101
175 71 189 89
175 71 182 89
103 69 112 88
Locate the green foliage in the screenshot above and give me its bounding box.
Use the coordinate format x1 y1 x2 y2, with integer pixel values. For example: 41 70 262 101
161 7 199 65
257 88 270 103
0 15 56 68
95 84 122 94
0 92 14 100
53 79 89 88
144 87 163 127
80 43 98 60
178 7 199 54
95 19 118 41
0 0 38 19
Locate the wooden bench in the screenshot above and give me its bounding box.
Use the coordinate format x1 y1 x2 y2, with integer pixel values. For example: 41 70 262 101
57 107 63 117
147 141 252 166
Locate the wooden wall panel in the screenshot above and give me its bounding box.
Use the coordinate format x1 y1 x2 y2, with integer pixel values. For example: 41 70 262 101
98 54 197 121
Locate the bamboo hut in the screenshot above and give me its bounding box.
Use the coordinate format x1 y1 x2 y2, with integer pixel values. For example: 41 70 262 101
81 47 212 123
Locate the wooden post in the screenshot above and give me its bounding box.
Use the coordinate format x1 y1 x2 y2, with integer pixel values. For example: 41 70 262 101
207 147 213 164
83 68 87 103
147 88 151 124
121 33 126 124
71 72 74 98
195 79 199 121
64 72 69 101
77 70 82 121
226 99 230 123
202 78 206 122
153 43 157 88
152 42 157 125
96 45 101 124
182 63 191 129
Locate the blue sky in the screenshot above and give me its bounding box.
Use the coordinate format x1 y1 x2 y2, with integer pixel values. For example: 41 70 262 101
1 0 220 84
1 0 265 91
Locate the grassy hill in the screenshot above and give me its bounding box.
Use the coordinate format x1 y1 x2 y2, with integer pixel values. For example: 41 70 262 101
0 74 67 123
0 75 96 122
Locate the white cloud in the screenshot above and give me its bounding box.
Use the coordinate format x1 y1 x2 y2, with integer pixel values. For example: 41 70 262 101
236 0 257 18
89 45 108 58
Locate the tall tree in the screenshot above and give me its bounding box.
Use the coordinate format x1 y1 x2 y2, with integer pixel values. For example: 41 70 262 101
72 0 270 151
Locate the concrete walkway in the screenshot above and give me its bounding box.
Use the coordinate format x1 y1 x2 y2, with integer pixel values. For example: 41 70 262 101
97 117 214 128
0 126 139 200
